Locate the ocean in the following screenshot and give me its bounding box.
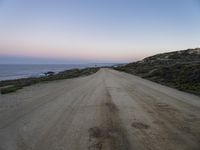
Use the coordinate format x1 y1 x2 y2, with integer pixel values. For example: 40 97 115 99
0 64 112 81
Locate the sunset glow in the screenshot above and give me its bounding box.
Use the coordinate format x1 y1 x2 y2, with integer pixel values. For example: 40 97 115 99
0 0 200 63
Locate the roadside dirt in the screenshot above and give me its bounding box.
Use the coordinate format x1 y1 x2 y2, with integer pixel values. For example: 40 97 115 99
0 69 199 150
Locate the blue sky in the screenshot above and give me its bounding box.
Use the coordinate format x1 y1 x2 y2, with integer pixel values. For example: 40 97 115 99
0 0 199 64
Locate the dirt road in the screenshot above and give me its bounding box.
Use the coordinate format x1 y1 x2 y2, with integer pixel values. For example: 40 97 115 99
0 69 200 150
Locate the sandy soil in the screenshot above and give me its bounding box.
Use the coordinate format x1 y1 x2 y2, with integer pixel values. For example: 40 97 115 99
0 68 200 150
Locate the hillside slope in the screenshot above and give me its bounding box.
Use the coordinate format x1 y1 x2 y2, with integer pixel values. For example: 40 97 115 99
114 48 200 95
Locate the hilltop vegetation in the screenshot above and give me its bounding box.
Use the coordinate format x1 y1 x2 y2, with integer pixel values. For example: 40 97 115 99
114 48 200 95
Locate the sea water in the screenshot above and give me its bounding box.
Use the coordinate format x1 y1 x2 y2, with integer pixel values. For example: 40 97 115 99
0 64 112 81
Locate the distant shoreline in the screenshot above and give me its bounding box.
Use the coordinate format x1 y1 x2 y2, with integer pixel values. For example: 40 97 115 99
0 67 100 94
0 63 115 81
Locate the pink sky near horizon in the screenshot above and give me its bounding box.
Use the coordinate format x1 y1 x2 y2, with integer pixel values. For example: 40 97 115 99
0 35 157 62
0 31 198 63
0 43 198 63
0 0 199 63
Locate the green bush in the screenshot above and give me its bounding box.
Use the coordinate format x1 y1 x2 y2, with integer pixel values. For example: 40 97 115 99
1 85 22 94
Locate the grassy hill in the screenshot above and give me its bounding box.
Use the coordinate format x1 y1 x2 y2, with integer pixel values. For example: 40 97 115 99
114 48 200 95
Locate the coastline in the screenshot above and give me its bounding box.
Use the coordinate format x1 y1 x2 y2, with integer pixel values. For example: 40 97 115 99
0 67 100 94
0 64 109 81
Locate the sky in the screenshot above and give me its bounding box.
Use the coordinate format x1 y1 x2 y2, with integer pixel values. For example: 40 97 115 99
0 0 200 64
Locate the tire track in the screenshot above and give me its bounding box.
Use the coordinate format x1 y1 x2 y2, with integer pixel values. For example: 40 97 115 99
88 78 131 150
